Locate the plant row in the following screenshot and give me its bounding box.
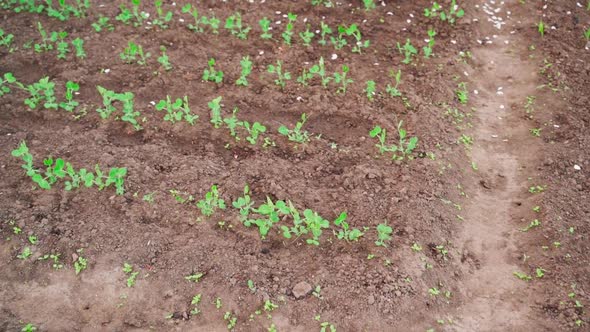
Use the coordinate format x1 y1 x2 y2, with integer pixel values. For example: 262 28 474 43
172 184 395 247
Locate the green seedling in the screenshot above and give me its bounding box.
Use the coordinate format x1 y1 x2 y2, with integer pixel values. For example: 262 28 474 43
236 56 252 86
333 65 353 94
320 322 336 332
428 287 440 296
536 267 545 278
215 297 223 309
267 60 291 89
411 243 423 252
243 121 267 145
302 208 330 245
55 31 69 59
225 12 251 40
158 46 173 71
0 72 17 96
318 21 332 46
153 0 173 29
142 192 156 203
386 69 403 97
312 0 334 7
278 113 310 144
22 77 58 110
375 221 393 247
123 263 139 287
190 294 202 315
28 235 38 244
253 197 290 239
201 14 221 34
17 247 32 260
528 185 545 194
310 56 332 88
92 15 114 32
331 25 348 50
521 219 541 232
530 128 541 137
264 300 278 312
21 323 37 332
297 67 314 86
116 0 148 27
223 107 242 139
537 19 545 37
423 28 436 58
74 255 87 275
247 279 256 293
96 86 141 130
0 28 15 51
196 185 226 217
71 37 86 58
513 271 532 281
313 285 323 299
369 121 418 160
333 212 364 241
585 27 590 41
224 311 237 330
120 41 150 65
299 24 315 46
425 1 464 24
456 82 468 104
39 253 64 269
181 4 203 32
34 22 53 53
363 0 376 10
259 17 272 39
233 185 255 223
397 39 418 64
203 58 224 83
282 13 297 45
343 24 369 53
365 80 377 101
208 96 223 128
156 96 198 125
59 81 80 112
185 272 204 282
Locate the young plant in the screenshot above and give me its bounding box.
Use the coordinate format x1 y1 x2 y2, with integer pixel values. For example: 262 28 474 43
369 121 418 160
302 209 330 246
92 15 114 32
584 27 590 41
23 77 57 110
208 96 223 128
333 212 363 242
333 65 353 94
278 113 310 144
0 28 15 51
59 81 80 112
224 312 237 330
55 31 69 60
203 58 224 83
318 21 332 46
117 0 148 27
12 141 128 195
456 82 468 104
344 24 369 54
223 107 241 139
537 19 545 37
331 25 348 50
441 0 465 24
267 60 291 89
123 263 139 287
196 185 226 217
157 46 173 71
243 121 267 145
120 41 150 65
232 185 255 223
299 24 315 47
365 80 377 101
155 96 198 125
225 12 251 40
281 13 297 45
375 221 393 247
96 86 141 130
0 72 17 97
309 57 332 88
236 56 252 86
363 0 376 11
423 28 436 58
397 39 417 64
201 14 221 34
181 4 205 33
74 255 87 275
386 69 403 97
153 0 173 29
34 22 52 53
259 17 272 39
71 37 86 58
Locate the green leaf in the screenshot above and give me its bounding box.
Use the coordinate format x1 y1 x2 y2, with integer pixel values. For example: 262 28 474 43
369 126 382 137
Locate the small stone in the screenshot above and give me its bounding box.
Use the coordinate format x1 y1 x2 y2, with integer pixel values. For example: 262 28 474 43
368 295 375 305
292 281 312 299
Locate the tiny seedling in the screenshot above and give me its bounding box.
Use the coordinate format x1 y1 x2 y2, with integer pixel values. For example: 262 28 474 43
225 12 251 40
120 41 150 65
333 65 353 94
375 221 393 247
247 279 256 293
397 39 418 64
537 19 545 37
365 80 377 101
232 185 255 224
92 15 114 32
344 24 369 54
423 28 436 58
123 263 139 287
181 4 203 33
196 185 226 217
203 58 224 83
386 69 403 97
331 25 348 50
282 13 297 45
157 46 173 71
333 212 364 242
21 323 37 332
153 0 173 29
243 121 267 145
363 0 376 11
521 219 541 232
267 60 291 89
116 0 148 27
156 96 198 125
309 56 332 88
17 247 32 260
584 27 590 41
530 128 541 137
278 113 310 144
224 311 237 330
0 28 15 51
74 255 87 275
208 96 223 128
96 86 141 130
59 81 80 112
259 17 272 39
185 272 204 283
513 271 532 281
71 38 86 58
201 14 221 34
456 82 468 104
190 294 202 315
318 21 332 46
299 24 315 46
369 121 418 160
236 56 252 86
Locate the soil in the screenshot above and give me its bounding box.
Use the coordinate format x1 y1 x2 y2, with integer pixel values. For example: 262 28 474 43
0 1 588 331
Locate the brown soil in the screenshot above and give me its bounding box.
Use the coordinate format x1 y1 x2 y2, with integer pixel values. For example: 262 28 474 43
0 1 588 331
